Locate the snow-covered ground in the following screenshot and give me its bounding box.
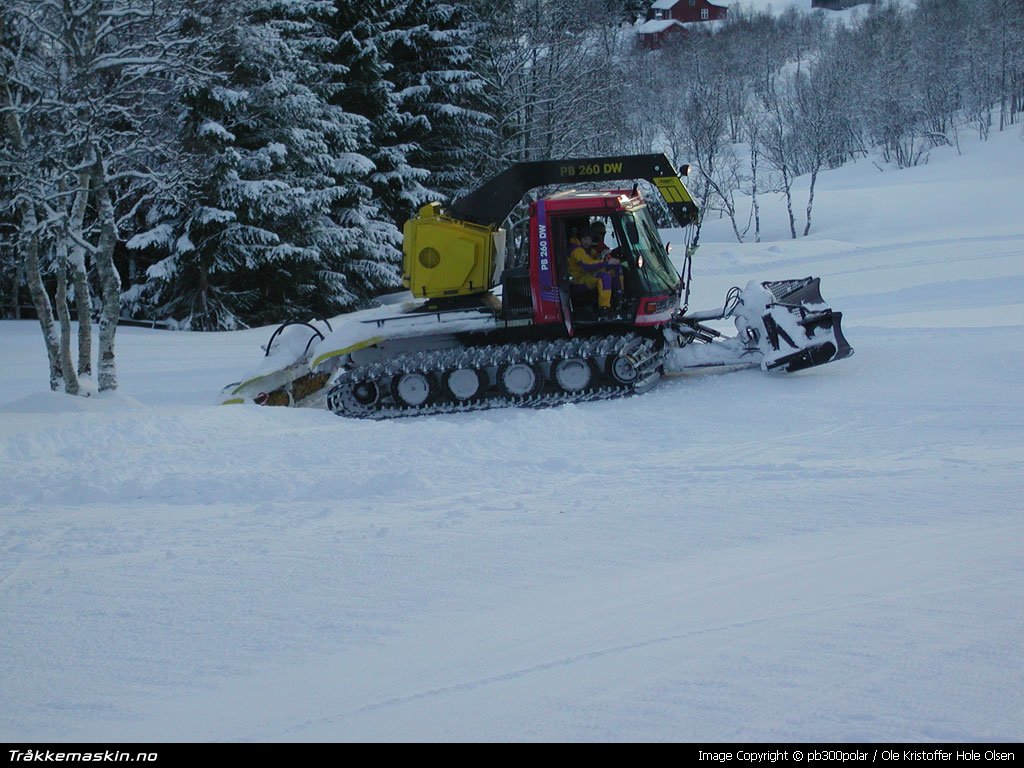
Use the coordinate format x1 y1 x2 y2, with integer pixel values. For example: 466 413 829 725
2 128 1023 743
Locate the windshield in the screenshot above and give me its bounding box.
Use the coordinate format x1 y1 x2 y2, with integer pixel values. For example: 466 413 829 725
616 207 679 295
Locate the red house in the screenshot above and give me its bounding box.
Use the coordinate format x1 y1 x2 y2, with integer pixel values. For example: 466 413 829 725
648 0 728 24
637 0 728 48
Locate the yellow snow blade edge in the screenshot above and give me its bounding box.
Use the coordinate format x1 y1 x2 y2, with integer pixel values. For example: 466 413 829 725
221 336 384 403
310 336 384 370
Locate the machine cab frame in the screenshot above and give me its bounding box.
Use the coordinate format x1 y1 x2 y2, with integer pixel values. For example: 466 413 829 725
529 191 682 333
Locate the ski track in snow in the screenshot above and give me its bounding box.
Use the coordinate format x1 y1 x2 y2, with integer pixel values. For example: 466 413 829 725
76 522 1020 742
1 130 1023 742
275 528 1021 741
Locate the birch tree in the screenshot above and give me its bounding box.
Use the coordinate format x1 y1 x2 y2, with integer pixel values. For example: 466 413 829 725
758 78 800 240
471 0 628 165
792 53 856 237
1 0 188 392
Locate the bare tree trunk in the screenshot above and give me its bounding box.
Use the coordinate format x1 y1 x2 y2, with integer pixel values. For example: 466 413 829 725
69 169 93 378
22 206 64 392
54 236 80 395
727 204 743 244
751 141 761 243
999 1 1008 132
52 177 84 393
782 166 796 240
73 267 93 376
92 157 121 392
3 81 62 389
8 258 22 319
803 169 818 237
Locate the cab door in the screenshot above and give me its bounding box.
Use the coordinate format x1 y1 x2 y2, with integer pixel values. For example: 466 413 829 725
528 199 572 335
551 218 575 337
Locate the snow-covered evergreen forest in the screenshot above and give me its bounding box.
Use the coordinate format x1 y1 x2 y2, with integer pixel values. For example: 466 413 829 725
1 0 1023 390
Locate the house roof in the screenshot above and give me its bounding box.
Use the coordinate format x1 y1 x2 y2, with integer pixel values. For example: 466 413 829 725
680 18 727 30
637 18 686 33
651 0 733 11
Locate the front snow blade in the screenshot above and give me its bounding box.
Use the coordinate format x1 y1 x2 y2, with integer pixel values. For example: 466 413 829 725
753 278 853 373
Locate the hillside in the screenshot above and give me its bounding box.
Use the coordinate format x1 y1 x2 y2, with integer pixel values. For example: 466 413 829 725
1 127 1022 742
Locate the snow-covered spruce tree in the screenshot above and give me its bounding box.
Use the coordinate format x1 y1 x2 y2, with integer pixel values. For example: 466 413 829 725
1 0 188 393
122 3 240 330
129 0 301 330
325 0 431 271
387 0 493 201
279 0 411 316
130 0 398 329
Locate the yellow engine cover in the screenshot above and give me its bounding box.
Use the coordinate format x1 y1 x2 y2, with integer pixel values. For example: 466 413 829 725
403 203 497 298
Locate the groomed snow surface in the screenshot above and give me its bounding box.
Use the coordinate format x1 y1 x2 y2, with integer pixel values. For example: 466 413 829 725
2 129 1023 743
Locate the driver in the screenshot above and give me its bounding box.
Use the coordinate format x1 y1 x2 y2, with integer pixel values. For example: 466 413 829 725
587 222 625 308
589 221 610 256
569 223 625 316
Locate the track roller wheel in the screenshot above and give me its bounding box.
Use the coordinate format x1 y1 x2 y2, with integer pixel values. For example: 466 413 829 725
498 361 541 398
350 380 382 408
607 353 639 385
552 357 594 393
391 371 436 407
444 367 486 401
